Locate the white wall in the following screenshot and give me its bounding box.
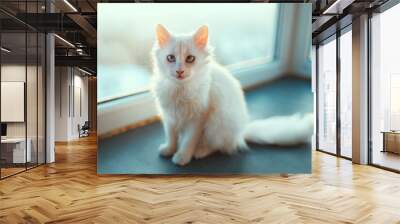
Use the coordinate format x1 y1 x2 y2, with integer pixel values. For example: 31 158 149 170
1 82 25 122
1 65 40 138
1 63 46 164
72 73 89 138
55 67 89 141
1 65 27 142
1 65 26 133
55 66 68 141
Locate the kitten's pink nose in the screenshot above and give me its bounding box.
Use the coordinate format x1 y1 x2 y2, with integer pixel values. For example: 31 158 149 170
176 70 185 79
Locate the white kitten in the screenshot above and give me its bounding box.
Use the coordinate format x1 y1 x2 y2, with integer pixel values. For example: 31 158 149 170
151 24 313 166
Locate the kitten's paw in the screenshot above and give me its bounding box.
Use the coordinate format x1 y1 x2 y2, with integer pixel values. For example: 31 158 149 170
193 148 213 159
158 143 176 157
172 151 192 166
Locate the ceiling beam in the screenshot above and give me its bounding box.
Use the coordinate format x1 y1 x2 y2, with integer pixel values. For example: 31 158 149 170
312 15 335 33
67 13 97 39
323 0 356 14
55 55 96 71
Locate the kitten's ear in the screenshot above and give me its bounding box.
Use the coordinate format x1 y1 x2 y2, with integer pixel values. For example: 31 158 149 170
156 24 171 47
193 25 208 49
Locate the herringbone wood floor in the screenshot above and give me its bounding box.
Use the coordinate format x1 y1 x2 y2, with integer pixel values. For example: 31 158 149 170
1 135 400 224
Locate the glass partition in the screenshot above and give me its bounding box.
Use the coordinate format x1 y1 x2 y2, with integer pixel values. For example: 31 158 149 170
0 1 46 179
1 31 28 177
27 31 38 169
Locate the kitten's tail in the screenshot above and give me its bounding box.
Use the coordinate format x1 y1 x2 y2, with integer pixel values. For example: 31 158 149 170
243 113 314 146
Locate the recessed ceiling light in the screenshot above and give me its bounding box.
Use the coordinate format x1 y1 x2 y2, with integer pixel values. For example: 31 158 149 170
54 34 75 48
78 67 93 76
63 0 78 12
323 0 354 15
1 47 11 53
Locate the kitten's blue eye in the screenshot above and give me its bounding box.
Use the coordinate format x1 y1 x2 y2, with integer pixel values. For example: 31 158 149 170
186 55 195 63
166 54 175 63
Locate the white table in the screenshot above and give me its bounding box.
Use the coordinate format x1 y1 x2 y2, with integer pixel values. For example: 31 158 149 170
1 138 31 163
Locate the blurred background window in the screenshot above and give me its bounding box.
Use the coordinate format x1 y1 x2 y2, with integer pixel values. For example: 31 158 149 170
98 4 279 102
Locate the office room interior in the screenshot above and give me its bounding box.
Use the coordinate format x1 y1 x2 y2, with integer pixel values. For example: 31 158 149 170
0 0 400 223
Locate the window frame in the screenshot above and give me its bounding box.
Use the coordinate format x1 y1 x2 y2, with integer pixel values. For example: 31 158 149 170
369 1 400 173
316 33 338 156
315 23 353 161
338 26 353 159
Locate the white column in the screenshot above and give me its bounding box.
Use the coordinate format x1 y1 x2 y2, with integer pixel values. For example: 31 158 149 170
352 14 369 164
45 0 56 163
46 33 55 163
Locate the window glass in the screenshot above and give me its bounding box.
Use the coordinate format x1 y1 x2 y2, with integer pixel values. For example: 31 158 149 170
340 29 352 158
98 4 279 102
390 75 400 130
317 37 337 154
371 3 400 171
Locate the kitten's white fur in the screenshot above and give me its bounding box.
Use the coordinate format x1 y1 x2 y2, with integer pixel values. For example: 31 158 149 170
151 24 313 166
